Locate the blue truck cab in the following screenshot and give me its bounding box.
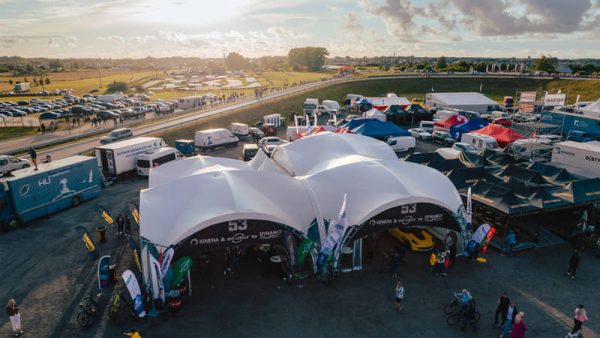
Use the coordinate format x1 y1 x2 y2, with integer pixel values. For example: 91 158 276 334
175 139 196 156
0 155 102 231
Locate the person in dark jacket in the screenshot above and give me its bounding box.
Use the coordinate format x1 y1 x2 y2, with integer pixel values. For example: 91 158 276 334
124 215 131 236
29 148 38 170
461 299 478 331
116 214 125 237
493 292 511 327
567 250 581 279
501 303 518 337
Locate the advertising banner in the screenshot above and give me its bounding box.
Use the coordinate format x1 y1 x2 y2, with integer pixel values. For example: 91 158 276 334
296 238 315 267
0 117 40 128
128 201 140 225
160 246 174 277
544 93 566 106
97 255 111 290
466 187 472 231
519 91 536 113
282 231 296 267
354 203 459 239
317 195 348 268
75 226 98 259
171 256 193 289
149 255 165 302
122 269 146 318
100 207 114 225
128 237 143 273
178 219 284 252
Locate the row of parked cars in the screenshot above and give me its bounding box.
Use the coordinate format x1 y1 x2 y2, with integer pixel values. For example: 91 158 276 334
0 97 77 118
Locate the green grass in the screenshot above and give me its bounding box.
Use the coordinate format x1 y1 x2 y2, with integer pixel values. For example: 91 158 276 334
0 127 38 141
153 77 600 144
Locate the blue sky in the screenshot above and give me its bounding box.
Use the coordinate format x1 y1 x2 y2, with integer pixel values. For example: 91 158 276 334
0 0 598 59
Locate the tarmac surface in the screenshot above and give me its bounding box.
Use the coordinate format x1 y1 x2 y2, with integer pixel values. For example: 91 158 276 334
1 138 599 338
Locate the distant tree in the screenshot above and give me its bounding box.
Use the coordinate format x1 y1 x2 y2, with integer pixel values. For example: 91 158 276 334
568 63 599 75
533 55 557 73
45 78 51 85
435 56 447 71
106 81 128 93
224 52 249 71
287 47 329 71
48 60 62 70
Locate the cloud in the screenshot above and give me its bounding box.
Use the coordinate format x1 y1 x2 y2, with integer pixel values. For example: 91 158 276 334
365 0 424 42
342 13 364 32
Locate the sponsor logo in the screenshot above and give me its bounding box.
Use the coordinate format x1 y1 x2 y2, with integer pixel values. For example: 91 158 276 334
585 155 600 163
556 148 575 157
259 230 281 240
399 215 416 225
230 232 247 244
424 213 444 222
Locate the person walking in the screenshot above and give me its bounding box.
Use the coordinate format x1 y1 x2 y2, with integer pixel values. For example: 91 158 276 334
445 234 457 267
6 299 23 336
116 213 125 237
394 281 404 312
124 215 131 236
40 123 46 133
29 148 38 170
494 292 511 327
567 250 581 279
461 299 478 331
223 248 232 275
390 250 399 278
500 303 518 337
567 305 588 337
232 246 241 273
510 312 528 338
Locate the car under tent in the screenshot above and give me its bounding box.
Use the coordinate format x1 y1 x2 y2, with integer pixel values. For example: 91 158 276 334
139 132 467 289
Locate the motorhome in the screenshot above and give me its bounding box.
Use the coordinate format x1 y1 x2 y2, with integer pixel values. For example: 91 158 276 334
95 137 164 177
461 133 499 151
194 129 239 151
136 147 179 176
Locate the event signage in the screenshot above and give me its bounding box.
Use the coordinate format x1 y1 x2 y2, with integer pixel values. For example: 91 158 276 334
317 195 348 268
296 238 315 267
178 219 287 252
97 255 111 290
544 93 566 106
160 246 174 277
122 269 146 318
75 226 99 259
171 256 193 289
518 91 536 113
128 201 140 225
149 255 165 302
353 203 459 240
128 237 143 273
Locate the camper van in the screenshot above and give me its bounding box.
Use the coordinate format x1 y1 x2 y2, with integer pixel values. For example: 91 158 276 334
95 137 164 177
194 128 239 151
461 133 499 151
303 98 319 116
136 147 179 176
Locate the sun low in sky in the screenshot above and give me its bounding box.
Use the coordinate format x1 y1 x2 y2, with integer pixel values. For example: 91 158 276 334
0 0 598 58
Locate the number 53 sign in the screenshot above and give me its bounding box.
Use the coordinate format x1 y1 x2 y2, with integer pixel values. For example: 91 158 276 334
228 220 248 232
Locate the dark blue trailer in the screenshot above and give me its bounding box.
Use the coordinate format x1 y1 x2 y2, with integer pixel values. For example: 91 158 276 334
540 111 600 140
0 155 102 231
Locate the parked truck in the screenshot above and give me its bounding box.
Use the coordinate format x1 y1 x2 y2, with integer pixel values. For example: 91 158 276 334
551 141 600 176
229 123 249 137
0 156 101 231
303 98 319 117
95 137 164 177
194 129 239 151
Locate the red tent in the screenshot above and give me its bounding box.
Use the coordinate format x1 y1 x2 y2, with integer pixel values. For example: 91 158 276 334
471 124 524 147
298 126 352 139
433 115 469 131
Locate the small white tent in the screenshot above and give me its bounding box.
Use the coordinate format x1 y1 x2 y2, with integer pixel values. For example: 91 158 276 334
364 108 387 122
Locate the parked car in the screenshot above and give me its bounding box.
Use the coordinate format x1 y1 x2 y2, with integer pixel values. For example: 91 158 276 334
39 112 61 120
388 228 435 252
492 118 512 126
260 123 278 136
432 131 455 145
0 155 31 175
408 128 432 140
96 110 120 120
99 128 133 144
242 144 259 161
248 127 265 139
452 142 480 154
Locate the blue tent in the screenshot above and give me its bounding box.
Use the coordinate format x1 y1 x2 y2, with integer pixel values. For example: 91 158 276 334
354 98 372 111
450 118 488 140
343 119 410 139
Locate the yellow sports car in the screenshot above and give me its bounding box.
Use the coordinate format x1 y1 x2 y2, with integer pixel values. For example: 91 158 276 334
388 228 435 252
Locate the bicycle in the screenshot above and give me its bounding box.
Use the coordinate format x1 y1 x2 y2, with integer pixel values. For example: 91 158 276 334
443 295 477 315
77 293 102 328
446 308 481 326
108 288 133 321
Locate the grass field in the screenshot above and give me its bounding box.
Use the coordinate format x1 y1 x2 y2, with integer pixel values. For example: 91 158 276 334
0 127 37 141
154 77 600 144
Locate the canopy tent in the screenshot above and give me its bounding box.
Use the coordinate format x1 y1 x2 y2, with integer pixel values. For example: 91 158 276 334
364 108 387 122
450 118 488 140
578 99 600 118
384 105 412 125
354 98 373 111
365 96 411 111
434 115 469 131
471 124 525 147
404 152 445 165
141 132 466 253
343 119 410 139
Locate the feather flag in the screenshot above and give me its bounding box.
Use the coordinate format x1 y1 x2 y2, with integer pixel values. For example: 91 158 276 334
317 194 348 268
466 187 472 231
100 207 114 225
128 201 140 225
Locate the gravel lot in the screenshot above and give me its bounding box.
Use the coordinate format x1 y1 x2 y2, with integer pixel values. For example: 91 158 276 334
2 126 598 338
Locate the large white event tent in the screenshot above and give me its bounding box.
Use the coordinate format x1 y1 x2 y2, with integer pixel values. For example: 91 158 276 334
579 99 600 118
140 132 466 268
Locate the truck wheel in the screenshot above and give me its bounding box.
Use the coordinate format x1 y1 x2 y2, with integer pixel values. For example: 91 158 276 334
72 196 82 207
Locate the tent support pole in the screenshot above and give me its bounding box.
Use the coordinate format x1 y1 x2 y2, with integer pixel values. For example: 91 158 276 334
504 217 510 235
187 270 192 296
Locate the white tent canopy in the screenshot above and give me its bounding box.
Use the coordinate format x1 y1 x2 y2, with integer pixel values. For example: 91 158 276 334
578 99 600 118
364 108 387 122
140 132 465 249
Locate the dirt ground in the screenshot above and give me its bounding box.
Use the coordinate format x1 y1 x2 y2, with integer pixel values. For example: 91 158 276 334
2 136 599 338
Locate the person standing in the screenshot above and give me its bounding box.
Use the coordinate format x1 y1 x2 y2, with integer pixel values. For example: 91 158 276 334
116 214 125 237
223 248 232 275
124 215 131 236
394 281 404 312
390 251 399 279
6 299 23 336
567 250 581 279
494 292 511 327
567 305 588 337
510 312 528 338
29 148 38 170
445 235 457 267
461 299 478 331
232 246 241 273
500 303 518 337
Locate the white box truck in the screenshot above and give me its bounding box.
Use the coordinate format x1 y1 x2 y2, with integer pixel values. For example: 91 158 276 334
303 98 319 116
194 128 239 151
229 123 249 137
95 137 164 176
551 141 600 176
